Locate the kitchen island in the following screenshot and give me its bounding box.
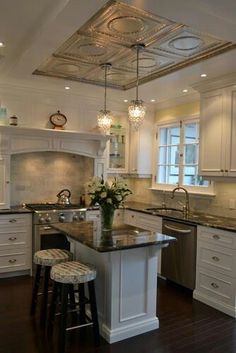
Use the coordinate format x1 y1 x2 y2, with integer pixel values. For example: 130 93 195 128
52 221 175 343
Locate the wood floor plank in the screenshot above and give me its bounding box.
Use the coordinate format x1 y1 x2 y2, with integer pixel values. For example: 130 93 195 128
0 276 235 353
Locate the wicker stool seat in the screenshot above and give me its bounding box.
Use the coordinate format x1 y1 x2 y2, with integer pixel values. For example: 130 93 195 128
30 249 73 328
48 261 100 353
34 249 73 266
50 261 96 284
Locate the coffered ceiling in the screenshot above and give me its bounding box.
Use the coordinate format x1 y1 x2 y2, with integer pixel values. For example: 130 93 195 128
33 1 235 90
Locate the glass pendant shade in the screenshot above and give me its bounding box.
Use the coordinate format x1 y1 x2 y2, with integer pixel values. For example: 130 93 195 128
97 109 113 133
128 44 146 130
97 63 112 134
128 99 146 130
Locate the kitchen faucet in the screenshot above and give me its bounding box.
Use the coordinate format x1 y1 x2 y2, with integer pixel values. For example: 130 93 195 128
171 186 190 216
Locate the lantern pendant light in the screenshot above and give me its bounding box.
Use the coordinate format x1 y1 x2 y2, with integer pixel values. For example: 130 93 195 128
128 44 146 130
97 63 113 134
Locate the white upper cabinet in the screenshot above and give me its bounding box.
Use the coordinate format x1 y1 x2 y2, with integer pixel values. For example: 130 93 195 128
196 78 236 177
128 115 154 177
107 125 129 174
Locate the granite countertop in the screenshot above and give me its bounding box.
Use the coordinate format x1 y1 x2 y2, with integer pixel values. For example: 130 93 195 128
124 201 236 233
52 221 176 253
0 206 33 214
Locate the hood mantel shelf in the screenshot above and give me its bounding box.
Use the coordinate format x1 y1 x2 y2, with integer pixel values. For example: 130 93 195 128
0 125 109 158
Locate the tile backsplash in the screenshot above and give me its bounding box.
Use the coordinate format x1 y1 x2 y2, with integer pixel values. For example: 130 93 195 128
127 178 236 219
10 152 94 205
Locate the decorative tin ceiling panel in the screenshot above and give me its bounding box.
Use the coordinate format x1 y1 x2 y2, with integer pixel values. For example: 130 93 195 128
33 0 236 90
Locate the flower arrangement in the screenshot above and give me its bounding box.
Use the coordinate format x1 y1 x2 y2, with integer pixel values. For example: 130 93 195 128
87 176 132 209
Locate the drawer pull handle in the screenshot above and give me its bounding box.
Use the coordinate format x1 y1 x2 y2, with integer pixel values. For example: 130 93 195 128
211 282 219 289
8 237 17 241
8 259 16 264
213 234 220 240
131 215 134 218
9 219 17 223
212 256 220 262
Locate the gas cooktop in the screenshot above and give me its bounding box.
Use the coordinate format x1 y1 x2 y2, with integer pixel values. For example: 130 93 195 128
26 203 85 211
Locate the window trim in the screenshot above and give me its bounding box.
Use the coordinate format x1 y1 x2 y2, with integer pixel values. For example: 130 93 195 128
152 116 215 195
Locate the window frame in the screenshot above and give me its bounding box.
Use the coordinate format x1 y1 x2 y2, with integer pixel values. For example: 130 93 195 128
152 116 215 195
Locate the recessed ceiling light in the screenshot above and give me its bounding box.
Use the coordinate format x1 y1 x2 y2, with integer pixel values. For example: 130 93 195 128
201 73 207 78
124 99 128 103
182 89 188 93
0 42 4 47
65 86 70 90
150 99 156 102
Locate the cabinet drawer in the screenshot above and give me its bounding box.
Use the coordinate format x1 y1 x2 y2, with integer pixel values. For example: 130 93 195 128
0 214 32 230
197 241 236 277
0 250 31 273
138 214 162 232
0 231 29 250
114 209 124 226
197 226 236 249
124 210 138 226
196 267 236 306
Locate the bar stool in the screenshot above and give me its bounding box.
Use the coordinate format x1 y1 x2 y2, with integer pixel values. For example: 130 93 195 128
49 261 100 353
30 249 73 327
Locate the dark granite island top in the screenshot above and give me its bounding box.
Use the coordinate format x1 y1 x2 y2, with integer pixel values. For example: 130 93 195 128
52 221 176 252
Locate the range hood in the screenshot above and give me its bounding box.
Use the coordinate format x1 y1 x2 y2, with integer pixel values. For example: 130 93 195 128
0 125 109 158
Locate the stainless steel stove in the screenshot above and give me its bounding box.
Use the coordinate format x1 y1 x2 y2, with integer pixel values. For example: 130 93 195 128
26 203 87 256
26 203 86 225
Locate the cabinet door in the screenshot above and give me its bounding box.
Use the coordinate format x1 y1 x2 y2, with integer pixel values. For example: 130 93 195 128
129 119 153 176
199 90 226 176
0 155 10 209
107 126 128 173
225 87 236 176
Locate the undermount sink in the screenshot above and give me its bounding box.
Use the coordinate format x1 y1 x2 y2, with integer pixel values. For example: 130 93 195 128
145 207 184 215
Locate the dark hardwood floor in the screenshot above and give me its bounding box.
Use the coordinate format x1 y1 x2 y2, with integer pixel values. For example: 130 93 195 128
0 276 236 353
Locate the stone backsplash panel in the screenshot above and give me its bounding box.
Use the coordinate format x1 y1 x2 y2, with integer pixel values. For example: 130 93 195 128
10 152 94 205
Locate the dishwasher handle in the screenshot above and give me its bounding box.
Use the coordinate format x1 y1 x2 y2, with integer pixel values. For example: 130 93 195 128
163 224 192 234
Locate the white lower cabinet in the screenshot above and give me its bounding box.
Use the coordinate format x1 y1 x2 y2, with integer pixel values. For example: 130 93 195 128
0 213 32 276
124 210 162 274
194 226 236 317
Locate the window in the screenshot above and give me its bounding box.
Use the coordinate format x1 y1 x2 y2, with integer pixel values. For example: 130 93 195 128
154 119 213 194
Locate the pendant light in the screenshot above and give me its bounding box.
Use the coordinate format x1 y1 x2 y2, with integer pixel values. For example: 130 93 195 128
128 44 146 130
97 63 113 134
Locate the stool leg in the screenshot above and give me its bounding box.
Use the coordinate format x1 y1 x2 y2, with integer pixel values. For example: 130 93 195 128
30 264 42 316
78 283 86 324
47 281 59 336
88 281 100 345
40 266 50 328
69 284 77 325
58 284 69 353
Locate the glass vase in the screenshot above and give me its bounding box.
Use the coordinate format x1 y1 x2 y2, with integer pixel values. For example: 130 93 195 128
100 205 115 231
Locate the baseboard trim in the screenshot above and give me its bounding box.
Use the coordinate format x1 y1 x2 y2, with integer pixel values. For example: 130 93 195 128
193 290 236 318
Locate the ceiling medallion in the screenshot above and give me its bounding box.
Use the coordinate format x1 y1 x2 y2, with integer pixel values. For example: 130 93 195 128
33 1 236 90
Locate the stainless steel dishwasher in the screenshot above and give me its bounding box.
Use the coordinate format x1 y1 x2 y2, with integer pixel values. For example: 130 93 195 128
161 219 197 290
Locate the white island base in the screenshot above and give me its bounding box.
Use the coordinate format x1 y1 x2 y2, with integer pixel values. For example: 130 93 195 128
71 241 166 343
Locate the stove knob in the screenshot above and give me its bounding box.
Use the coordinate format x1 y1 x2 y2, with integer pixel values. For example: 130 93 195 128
79 213 85 221
72 215 78 222
39 217 45 224
45 217 52 223
59 214 65 223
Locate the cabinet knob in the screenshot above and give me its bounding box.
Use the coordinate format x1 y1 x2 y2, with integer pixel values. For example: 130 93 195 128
131 215 134 218
212 256 220 262
8 259 16 264
225 169 228 172
211 282 219 289
220 169 224 172
9 219 17 223
213 234 220 240
6 181 10 184
8 237 17 241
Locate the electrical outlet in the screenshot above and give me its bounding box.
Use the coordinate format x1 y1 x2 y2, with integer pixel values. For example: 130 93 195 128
229 199 235 209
